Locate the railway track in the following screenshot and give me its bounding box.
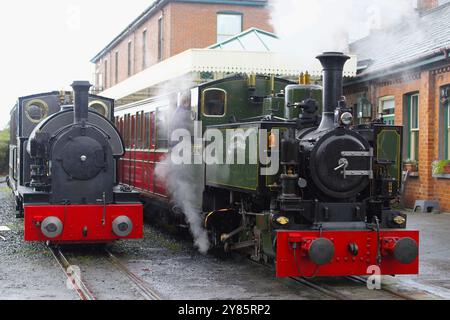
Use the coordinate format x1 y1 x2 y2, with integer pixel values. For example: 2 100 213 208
104 249 162 300
289 276 352 300
247 257 418 300
346 275 416 300
48 245 162 300
293 274 416 300
49 246 97 300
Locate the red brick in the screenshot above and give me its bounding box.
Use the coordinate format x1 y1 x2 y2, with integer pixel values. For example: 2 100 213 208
94 1 273 90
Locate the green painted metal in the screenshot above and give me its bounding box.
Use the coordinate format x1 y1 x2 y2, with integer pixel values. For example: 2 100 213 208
199 76 291 128
201 76 323 192
263 97 285 118
377 129 402 181
205 125 260 191
285 84 322 119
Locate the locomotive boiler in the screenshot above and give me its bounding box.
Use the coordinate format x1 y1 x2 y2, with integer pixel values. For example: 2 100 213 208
8 82 143 243
115 52 419 278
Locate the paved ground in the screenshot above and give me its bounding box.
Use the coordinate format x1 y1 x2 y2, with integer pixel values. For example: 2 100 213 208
391 211 450 299
1 180 450 300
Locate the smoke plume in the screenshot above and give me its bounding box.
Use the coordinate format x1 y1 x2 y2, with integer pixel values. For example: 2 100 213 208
156 157 210 254
269 0 418 66
154 75 211 254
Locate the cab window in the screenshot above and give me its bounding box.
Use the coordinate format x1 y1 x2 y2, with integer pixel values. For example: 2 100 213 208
203 89 226 117
156 108 169 149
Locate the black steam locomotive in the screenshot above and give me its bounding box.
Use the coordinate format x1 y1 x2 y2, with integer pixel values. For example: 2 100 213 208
116 52 419 277
203 52 419 277
8 82 143 243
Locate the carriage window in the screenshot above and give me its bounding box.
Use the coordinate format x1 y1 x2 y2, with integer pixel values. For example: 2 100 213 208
203 89 226 117
123 115 127 147
126 114 131 148
151 112 156 148
131 115 136 148
136 112 142 149
156 108 168 149
144 112 151 149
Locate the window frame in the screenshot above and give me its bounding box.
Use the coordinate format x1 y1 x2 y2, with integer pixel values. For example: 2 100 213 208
155 107 169 150
201 88 227 118
123 114 129 148
104 59 108 89
24 99 49 123
144 112 151 149
12 146 17 180
150 112 156 149
142 29 148 69
114 51 119 84
445 96 450 159
408 93 420 161
216 12 243 43
136 111 142 149
158 16 164 61
131 114 136 149
127 41 133 77
379 96 395 125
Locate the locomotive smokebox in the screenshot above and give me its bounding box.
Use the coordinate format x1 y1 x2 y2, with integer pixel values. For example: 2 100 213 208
316 52 350 131
71 81 92 124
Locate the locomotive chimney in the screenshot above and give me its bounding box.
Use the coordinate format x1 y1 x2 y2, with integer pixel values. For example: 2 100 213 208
316 52 350 132
71 81 92 124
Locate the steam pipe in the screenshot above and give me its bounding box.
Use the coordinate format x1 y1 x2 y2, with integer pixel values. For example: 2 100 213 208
316 52 350 131
71 81 92 124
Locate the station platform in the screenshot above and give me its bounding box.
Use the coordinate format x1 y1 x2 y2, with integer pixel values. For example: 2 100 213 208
394 210 450 299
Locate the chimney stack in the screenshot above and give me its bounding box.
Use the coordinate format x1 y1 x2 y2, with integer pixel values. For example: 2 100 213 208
417 0 438 13
316 52 350 132
71 81 92 124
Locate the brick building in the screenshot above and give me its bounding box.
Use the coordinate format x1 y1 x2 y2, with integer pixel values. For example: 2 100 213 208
344 1 450 211
91 0 272 91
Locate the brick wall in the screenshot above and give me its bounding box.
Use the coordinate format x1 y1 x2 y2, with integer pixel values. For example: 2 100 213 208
94 1 272 90
169 2 273 56
418 0 438 12
345 64 450 212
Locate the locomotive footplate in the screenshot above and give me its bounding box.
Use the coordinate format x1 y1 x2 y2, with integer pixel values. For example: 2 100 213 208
276 229 419 277
24 204 143 242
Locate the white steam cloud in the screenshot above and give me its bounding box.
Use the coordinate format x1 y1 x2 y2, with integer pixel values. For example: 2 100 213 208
154 75 211 254
269 0 418 66
156 157 210 254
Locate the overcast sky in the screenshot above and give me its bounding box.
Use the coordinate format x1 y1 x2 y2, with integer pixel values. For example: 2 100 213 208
0 0 154 129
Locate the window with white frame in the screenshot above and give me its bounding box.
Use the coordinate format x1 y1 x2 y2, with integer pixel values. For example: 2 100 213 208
158 16 164 61
217 13 242 43
379 96 395 125
446 96 450 159
142 29 148 69
127 41 132 76
104 60 108 88
115 51 119 84
409 94 420 161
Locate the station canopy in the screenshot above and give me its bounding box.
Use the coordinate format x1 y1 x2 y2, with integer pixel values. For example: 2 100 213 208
101 28 357 105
